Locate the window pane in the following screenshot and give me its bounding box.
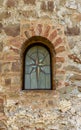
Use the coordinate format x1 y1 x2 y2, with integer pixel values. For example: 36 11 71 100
24 45 51 89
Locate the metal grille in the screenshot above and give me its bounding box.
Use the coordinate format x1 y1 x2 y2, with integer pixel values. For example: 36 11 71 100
25 45 51 89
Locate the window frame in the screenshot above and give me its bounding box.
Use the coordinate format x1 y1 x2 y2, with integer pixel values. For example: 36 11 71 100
21 36 56 90
23 43 52 90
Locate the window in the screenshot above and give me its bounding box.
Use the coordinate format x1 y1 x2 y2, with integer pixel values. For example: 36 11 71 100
24 44 52 90
22 36 55 90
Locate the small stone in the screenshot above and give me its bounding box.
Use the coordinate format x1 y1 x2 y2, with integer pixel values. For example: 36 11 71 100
0 42 3 51
0 0 3 6
0 63 2 73
70 74 81 81
78 86 81 92
22 10 38 18
65 0 77 9
24 0 36 5
5 79 11 86
59 100 71 112
0 12 11 21
4 24 20 37
0 23 3 33
41 1 47 11
6 0 16 7
48 1 54 12
65 65 81 73
65 26 80 36
12 61 20 72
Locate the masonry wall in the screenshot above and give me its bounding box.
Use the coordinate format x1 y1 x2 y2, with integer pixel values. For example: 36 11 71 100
0 0 81 130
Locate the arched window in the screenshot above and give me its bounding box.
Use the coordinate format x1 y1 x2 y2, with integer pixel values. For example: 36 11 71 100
24 44 51 90
22 36 55 90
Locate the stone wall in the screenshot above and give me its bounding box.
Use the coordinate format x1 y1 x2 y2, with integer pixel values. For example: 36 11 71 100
0 0 81 129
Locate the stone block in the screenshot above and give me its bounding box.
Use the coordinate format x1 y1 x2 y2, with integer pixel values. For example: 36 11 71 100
0 42 3 52
68 54 81 64
11 61 20 72
4 24 20 37
0 23 3 33
0 12 11 21
70 74 81 81
41 1 47 11
49 30 57 41
5 78 11 86
24 0 36 5
48 1 54 12
0 0 3 6
65 65 81 73
0 63 2 73
65 26 80 36
6 0 17 7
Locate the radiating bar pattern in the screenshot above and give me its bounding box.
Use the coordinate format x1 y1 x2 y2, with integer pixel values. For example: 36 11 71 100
25 45 51 89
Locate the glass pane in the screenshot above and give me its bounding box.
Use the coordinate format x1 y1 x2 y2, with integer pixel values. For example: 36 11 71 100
24 45 51 89
25 74 31 89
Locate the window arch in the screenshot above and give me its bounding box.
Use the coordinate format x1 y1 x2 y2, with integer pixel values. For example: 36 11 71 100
21 36 56 90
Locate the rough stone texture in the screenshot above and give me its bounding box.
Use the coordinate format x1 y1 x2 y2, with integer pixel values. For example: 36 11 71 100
0 12 11 21
65 26 80 36
0 42 3 51
4 24 20 37
48 1 54 12
0 23 3 33
24 0 36 5
0 0 81 129
6 0 17 7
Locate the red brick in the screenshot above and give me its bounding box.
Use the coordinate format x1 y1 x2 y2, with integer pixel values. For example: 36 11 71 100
54 37 62 47
55 46 65 53
56 57 65 63
24 31 30 38
49 30 57 41
37 24 42 35
68 54 81 64
44 25 51 37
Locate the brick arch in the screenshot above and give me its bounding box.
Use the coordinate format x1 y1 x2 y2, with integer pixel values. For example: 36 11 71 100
21 36 56 90
20 20 69 88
